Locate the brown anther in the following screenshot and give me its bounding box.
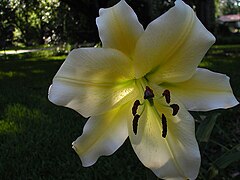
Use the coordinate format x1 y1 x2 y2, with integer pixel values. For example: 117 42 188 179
161 114 167 138
132 100 140 116
133 114 140 135
170 104 180 116
162 89 171 104
144 86 154 100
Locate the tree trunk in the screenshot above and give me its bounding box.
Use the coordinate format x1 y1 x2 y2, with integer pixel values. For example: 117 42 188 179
195 0 216 33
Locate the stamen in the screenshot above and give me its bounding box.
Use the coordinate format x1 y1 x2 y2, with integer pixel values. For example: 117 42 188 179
161 114 167 138
133 114 140 135
170 104 180 116
162 90 171 104
132 100 140 116
144 86 154 99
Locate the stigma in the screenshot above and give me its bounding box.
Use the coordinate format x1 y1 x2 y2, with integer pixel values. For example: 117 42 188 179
144 86 154 106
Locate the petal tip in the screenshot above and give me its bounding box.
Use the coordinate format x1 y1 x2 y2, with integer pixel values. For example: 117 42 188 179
47 84 59 105
72 141 95 167
71 141 78 153
207 31 216 46
47 84 53 100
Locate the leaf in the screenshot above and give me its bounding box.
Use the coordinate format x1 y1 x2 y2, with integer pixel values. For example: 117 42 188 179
190 111 204 122
196 113 220 142
213 144 240 169
207 145 240 179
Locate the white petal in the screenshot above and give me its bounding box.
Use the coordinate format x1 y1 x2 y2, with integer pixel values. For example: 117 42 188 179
72 102 132 167
161 68 239 111
54 48 134 84
134 0 215 82
96 0 144 56
48 48 138 117
128 100 200 179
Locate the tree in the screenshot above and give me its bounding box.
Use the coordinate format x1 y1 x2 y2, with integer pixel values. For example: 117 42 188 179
58 0 176 40
8 0 60 45
1 0 221 46
220 0 240 15
58 0 114 43
0 0 15 48
194 0 216 32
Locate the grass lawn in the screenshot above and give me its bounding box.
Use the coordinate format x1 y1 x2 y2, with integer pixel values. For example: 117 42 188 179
0 45 239 180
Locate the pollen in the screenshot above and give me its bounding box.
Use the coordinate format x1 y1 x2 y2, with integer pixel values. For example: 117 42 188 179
170 104 180 116
162 89 171 104
161 114 167 138
133 114 140 135
131 99 142 135
132 100 140 116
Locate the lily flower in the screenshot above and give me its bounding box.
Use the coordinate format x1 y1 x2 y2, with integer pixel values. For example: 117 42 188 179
48 0 239 179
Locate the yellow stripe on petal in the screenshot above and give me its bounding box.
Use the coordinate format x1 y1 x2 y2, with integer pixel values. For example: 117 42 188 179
96 0 144 56
134 0 215 82
55 48 135 84
48 48 138 117
49 79 138 118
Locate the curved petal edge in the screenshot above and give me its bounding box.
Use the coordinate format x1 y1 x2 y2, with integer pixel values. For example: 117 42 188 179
72 102 132 166
96 0 144 56
161 68 239 111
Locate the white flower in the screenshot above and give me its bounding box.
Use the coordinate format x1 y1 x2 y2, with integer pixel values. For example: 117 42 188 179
48 0 239 179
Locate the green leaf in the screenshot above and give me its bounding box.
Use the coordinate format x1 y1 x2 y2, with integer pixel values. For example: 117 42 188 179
207 145 240 179
196 113 220 142
213 144 240 169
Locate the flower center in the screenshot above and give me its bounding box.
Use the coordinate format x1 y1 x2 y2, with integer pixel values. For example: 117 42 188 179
131 85 179 138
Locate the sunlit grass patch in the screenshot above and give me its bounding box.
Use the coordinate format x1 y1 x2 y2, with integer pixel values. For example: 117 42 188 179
0 121 18 134
207 44 240 59
31 70 46 74
3 103 47 123
199 61 214 69
0 71 26 79
0 47 67 61
47 55 66 61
